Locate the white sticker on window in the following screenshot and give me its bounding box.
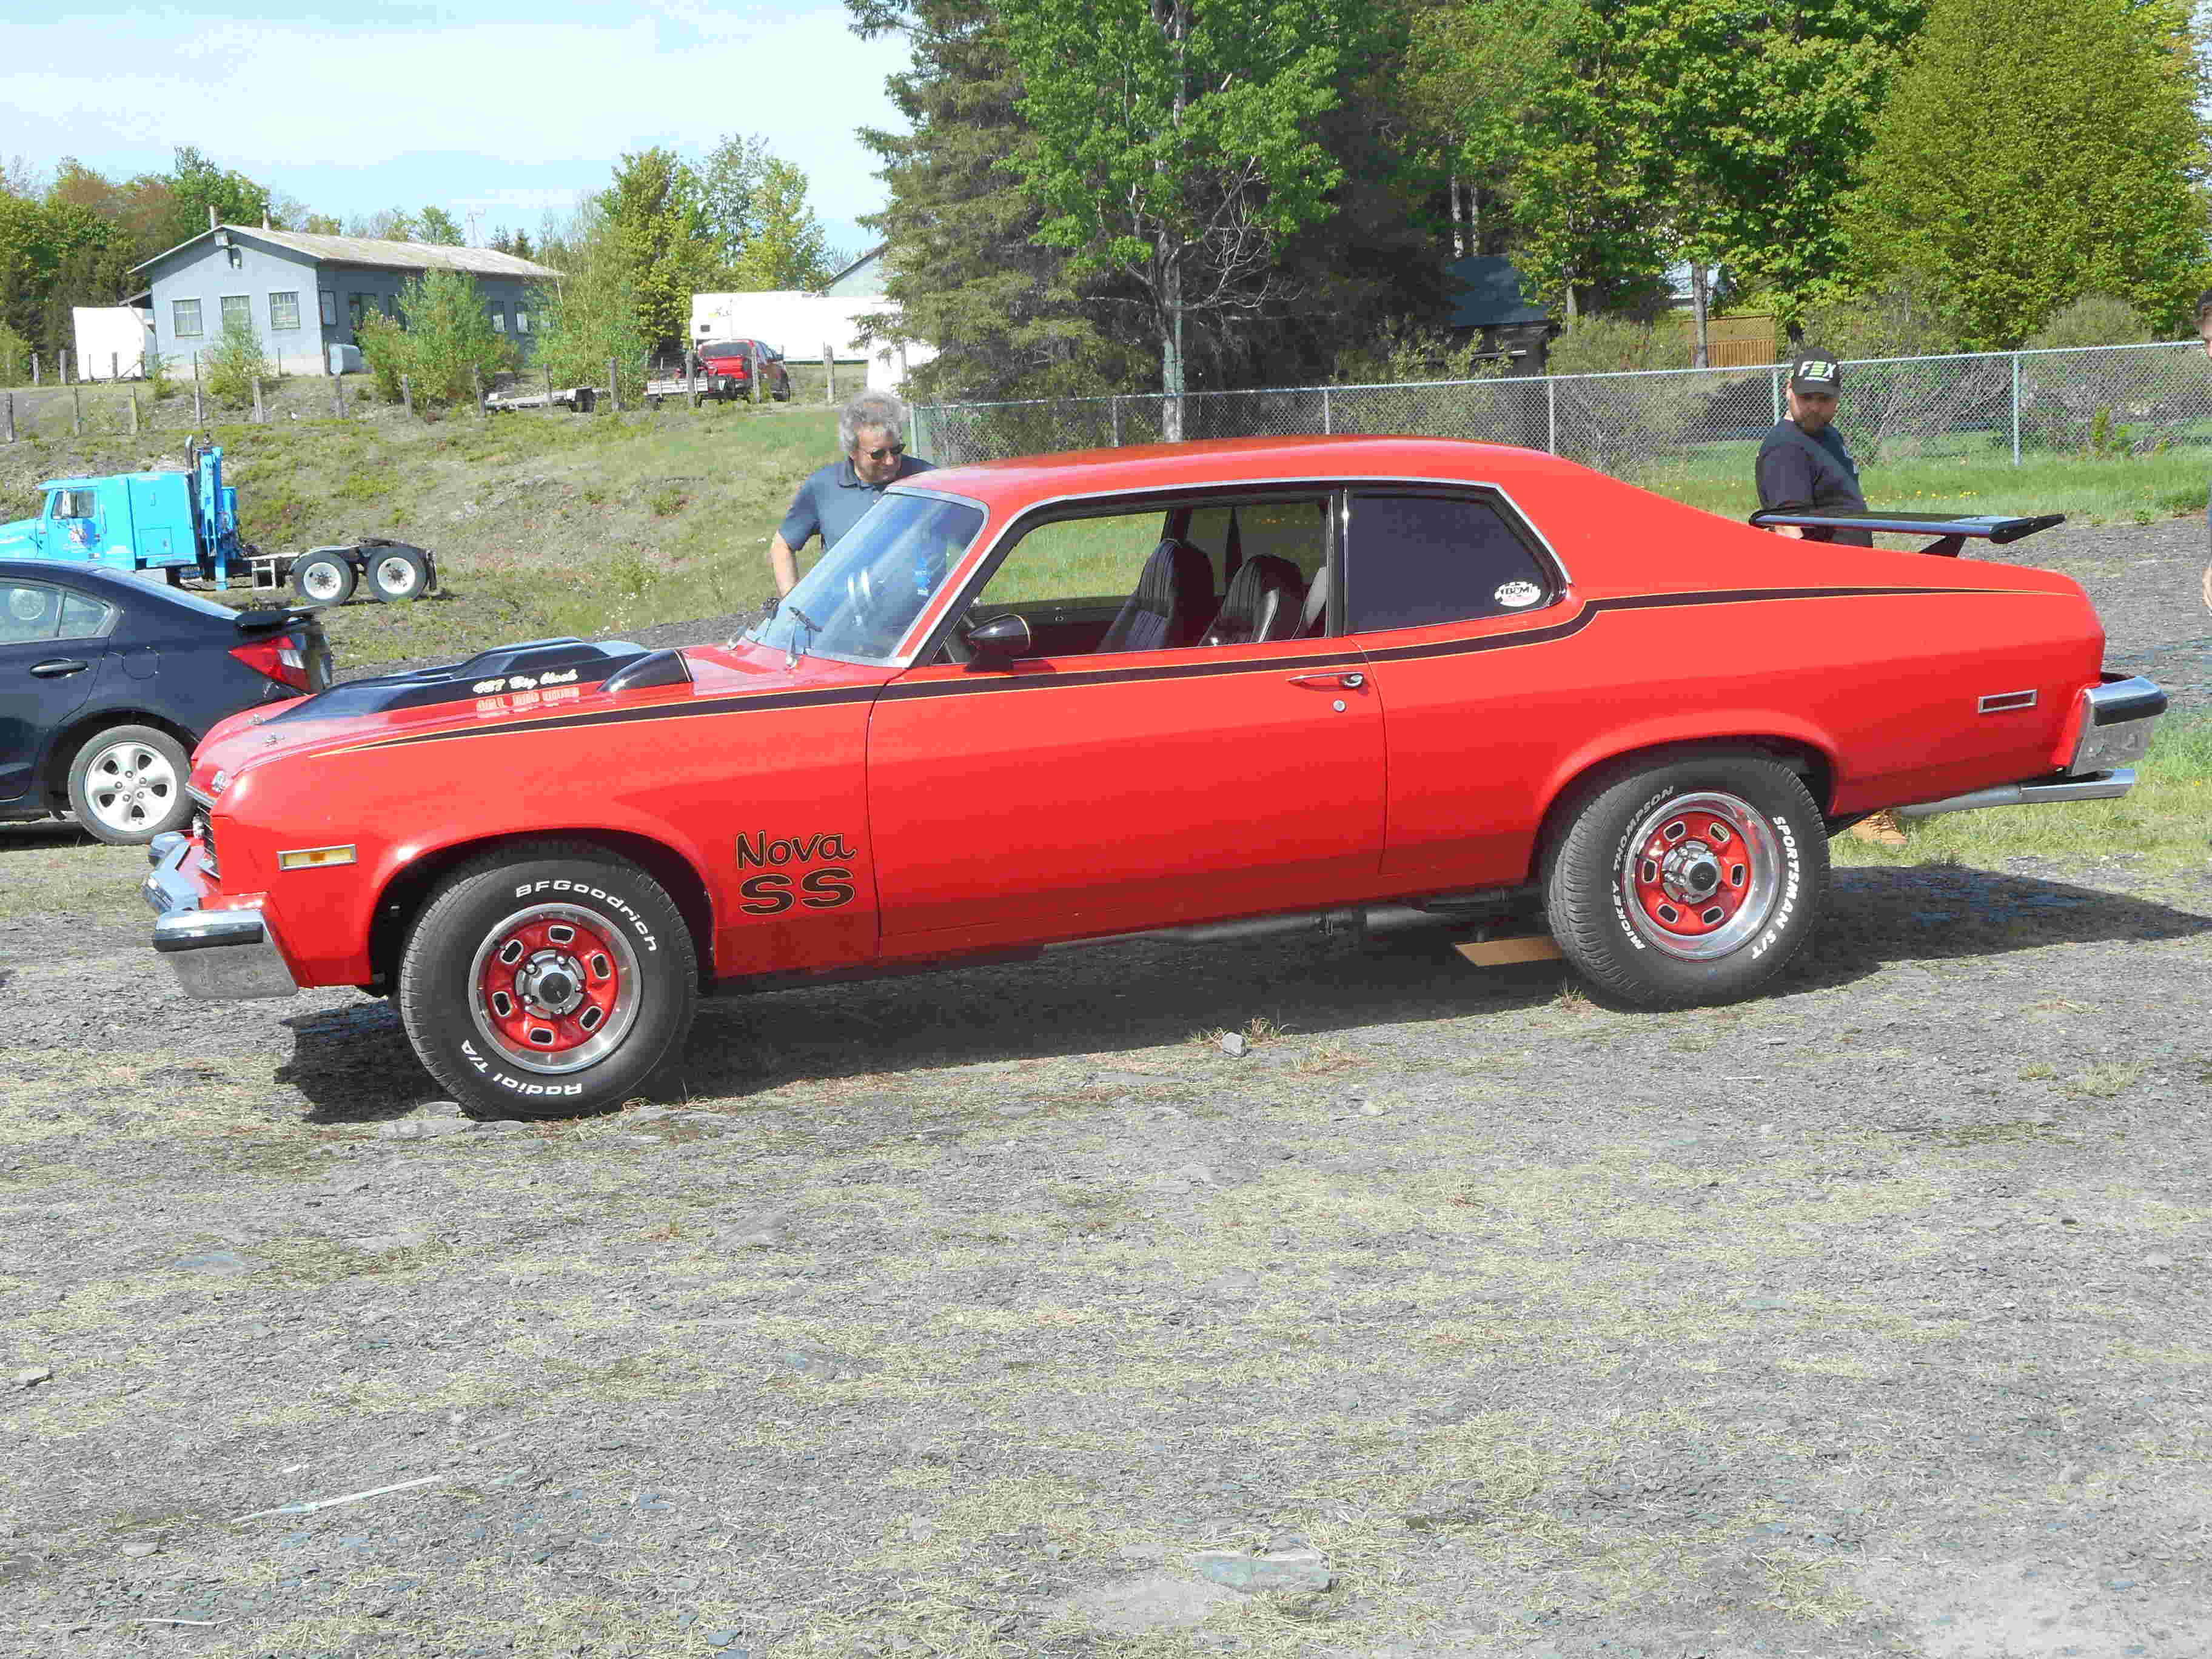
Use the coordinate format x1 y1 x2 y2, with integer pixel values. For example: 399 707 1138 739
1495 580 1542 608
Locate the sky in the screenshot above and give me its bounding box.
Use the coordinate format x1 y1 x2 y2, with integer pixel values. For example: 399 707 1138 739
1 0 913 261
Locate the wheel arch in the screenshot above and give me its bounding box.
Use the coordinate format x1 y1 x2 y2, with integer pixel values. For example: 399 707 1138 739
1531 734 1837 882
41 708 199 808
366 828 717 994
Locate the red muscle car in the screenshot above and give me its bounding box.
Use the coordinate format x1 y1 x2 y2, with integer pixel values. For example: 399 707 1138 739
144 437 2164 1118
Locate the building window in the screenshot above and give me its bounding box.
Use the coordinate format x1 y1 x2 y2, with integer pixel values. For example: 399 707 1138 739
489 300 506 333
220 295 252 332
348 294 365 329
269 291 300 332
319 290 337 327
172 298 203 338
513 304 531 334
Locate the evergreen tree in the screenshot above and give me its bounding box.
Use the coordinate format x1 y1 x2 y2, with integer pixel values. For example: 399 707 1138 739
1846 0 2208 346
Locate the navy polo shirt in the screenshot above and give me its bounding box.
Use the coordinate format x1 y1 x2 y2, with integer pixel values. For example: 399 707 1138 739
1755 419 1871 547
777 454 937 554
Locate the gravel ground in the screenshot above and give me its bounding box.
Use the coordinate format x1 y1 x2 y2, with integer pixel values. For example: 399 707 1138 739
2 518 2208 1659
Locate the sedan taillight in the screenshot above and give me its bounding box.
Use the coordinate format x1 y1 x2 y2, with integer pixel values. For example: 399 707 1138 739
232 631 314 692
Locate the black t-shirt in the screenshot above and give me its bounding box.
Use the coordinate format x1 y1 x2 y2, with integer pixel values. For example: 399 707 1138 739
1755 419 1871 547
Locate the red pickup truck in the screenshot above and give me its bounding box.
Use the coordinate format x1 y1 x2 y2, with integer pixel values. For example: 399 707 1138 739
695 339 791 403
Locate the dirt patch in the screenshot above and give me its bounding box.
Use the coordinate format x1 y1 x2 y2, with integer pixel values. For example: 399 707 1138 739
3 520 2209 1658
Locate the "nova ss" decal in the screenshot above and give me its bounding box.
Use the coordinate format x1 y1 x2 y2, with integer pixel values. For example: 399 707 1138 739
736 831 860 915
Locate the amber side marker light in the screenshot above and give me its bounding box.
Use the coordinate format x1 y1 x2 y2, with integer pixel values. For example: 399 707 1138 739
278 845 358 871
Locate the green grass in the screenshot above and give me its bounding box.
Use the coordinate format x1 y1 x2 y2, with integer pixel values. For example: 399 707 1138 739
1836 709 2212 870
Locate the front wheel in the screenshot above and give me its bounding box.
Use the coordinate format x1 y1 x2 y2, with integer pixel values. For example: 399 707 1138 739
398 844 699 1118
1544 751 1828 1008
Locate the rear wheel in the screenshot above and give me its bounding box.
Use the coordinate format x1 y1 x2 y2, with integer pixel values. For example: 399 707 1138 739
67 724 191 845
398 843 698 1118
293 551 355 606
366 545 430 603
1544 751 1826 1008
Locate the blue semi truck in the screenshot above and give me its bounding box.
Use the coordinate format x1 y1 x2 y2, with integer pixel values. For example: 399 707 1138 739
0 443 435 605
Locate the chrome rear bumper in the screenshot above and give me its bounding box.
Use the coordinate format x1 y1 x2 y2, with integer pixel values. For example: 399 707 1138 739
143 831 299 1000
1899 674 2165 821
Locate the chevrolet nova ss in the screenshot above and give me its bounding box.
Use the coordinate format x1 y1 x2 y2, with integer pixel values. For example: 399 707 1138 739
144 437 2165 1117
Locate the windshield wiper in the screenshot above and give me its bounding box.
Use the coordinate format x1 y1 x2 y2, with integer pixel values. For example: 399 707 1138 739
783 605 822 669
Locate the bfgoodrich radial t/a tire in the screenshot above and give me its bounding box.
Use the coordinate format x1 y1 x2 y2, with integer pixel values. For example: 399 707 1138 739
398 843 698 1118
1544 751 1828 1008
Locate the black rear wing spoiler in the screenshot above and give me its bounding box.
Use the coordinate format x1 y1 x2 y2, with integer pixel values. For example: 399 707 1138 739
1747 508 2065 557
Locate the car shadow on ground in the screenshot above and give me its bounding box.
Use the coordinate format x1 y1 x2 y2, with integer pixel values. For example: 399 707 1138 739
0 821 92 851
266 863 2211 1122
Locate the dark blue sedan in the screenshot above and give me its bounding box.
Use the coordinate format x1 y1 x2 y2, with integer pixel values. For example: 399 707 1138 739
0 561 332 844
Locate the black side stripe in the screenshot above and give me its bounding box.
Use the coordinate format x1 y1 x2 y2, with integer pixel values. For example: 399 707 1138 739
338 583 2031 752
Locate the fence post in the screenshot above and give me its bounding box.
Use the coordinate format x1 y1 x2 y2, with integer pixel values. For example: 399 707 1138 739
608 357 620 412
193 352 204 425
252 377 264 424
545 367 554 408
333 369 346 420
2 392 12 443
61 349 71 385
1770 367 1781 426
1544 377 1557 455
472 366 486 417
401 373 414 419
2010 353 2022 466
127 387 139 434
31 352 39 387
825 343 835 404
686 348 699 409
1110 395 1122 447
1321 386 1333 435
71 381 82 435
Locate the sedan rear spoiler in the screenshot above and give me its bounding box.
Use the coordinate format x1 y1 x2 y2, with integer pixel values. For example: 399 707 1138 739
232 605 323 632
1746 508 2065 557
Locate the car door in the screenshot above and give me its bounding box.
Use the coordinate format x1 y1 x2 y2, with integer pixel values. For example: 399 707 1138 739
0 575 113 803
1335 486 1577 888
865 491 1386 954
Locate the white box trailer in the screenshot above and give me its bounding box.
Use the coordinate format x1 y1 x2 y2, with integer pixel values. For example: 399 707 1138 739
73 307 153 379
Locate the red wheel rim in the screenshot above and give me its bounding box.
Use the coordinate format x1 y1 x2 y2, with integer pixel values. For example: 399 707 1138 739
468 902 642 1073
1617 791 1783 961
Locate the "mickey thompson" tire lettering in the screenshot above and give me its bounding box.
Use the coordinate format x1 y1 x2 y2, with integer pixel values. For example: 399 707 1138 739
512 879 660 951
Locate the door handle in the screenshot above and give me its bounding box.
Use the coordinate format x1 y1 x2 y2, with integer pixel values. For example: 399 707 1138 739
1287 671 1364 690
30 659 89 679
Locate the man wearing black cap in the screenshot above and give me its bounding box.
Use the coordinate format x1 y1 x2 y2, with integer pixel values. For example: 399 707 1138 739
1756 353 1872 549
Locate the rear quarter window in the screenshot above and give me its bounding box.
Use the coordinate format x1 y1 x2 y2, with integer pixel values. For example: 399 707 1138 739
1344 491 1554 634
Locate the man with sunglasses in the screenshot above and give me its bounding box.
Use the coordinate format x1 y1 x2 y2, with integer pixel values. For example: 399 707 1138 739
767 389 936 597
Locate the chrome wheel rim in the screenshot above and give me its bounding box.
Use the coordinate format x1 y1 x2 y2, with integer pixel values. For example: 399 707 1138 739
84 739 179 835
1618 790 1782 961
468 903 642 1074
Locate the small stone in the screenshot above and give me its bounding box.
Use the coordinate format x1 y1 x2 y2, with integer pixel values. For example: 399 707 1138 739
725 1213 792 1248
1202 1268 1262 1299
175 1248 253 1276
10 1366 52 1390
2108 1579 2136 1590
995 1104 1037 1119
2143 1252 2175 1269
780 1347 851 1382
119 1541 159 1558
474 1120 531 1133
1357 1101 1387 1116
420 1100 464 1118
1219 1032 1247 1057
1743 1297 1789 1311
703 1632 743 1650
377 1117 475 1141
628 1106 674 1122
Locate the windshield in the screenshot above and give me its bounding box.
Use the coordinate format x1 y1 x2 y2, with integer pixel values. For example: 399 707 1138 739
747 491 985 665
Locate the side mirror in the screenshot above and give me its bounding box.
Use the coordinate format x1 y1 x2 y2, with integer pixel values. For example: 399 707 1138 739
964 612 1033 666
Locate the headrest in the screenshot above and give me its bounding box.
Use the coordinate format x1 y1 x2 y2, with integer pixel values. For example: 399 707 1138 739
1203 554 1303 646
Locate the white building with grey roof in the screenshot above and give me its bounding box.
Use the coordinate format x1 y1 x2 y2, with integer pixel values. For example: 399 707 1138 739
130 224 561 376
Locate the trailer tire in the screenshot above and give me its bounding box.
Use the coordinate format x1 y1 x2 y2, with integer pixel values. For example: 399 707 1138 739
367 545 431 603
573 388 595 415
294 551 355 606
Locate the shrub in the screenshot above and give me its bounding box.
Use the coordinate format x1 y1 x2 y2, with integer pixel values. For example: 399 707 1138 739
1332 320 1507 385
2023 293 2153 352
144 350 178 401
1544 315 1686 377
1796 276 1968 363
0 321 30 386
204 317 274 408
357 268 514 409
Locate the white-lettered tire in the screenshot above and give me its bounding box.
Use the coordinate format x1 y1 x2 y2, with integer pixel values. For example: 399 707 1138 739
1544 751 1828 1008
67 723 192 844
398 843 698 1119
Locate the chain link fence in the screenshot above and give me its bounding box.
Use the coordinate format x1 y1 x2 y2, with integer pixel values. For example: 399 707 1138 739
912 340 2212 479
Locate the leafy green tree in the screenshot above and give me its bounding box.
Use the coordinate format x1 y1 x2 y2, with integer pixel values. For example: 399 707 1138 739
849 0 1151 401
2022 292 2154 351
300 212 343 235
597 147 715 354
720 158 834 290
0 319 30 384
1847 0 2208 347
166 146 272 243
996 0 1384 434
418 205 464 246
355 267 511 407
532 203 649 401
700 133 770 252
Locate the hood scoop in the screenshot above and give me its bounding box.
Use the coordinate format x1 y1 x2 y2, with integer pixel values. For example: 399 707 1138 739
267 636 654 722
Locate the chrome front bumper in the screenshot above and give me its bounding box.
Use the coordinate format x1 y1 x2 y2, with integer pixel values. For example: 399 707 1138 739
143 831 299 1000
1899 674 2166 820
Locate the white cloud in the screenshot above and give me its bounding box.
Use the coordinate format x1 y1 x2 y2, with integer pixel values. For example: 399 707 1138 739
0 6 907 224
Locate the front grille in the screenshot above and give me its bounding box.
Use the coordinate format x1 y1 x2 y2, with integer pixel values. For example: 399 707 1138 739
189 801 220 879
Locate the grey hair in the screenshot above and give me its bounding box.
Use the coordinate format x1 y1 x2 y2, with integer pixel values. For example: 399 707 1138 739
839 389 908 454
